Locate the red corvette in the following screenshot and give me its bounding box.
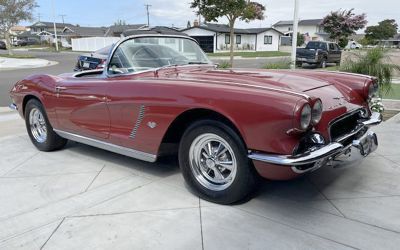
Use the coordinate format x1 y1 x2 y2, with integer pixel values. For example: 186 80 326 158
9 34 382 204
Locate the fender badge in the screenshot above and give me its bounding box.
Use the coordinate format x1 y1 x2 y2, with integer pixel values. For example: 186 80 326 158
147 121 157 129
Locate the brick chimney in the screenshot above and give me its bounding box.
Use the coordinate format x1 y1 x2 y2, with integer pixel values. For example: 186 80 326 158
193 19 199 27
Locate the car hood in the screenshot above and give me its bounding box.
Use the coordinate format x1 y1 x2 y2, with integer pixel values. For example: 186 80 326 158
165 68 333 93
156 67 363 112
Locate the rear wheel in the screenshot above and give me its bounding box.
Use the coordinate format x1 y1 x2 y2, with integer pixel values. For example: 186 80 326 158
179 120 257 204
25 99 67 151
319 58 327 68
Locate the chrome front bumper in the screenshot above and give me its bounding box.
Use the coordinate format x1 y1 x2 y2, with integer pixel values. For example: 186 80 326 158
248 112 382 173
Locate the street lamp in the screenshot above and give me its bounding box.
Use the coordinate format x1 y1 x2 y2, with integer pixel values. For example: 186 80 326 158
291 0 299 69
51 0 59 52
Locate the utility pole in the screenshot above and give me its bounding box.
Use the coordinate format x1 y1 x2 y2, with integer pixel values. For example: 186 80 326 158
37 13 41 21
59 14 66 24
51 0 59 52
144 4 151 27
291 0 299 69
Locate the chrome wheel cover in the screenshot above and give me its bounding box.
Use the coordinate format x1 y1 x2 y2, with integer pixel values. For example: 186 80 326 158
29 108 47 143
189 133 237 191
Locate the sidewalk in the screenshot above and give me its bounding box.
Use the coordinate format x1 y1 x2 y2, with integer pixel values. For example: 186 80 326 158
0 56 57 70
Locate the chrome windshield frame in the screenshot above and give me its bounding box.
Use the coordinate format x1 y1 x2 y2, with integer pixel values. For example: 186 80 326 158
103 34 211 78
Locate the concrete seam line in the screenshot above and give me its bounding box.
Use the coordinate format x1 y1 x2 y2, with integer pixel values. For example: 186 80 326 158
39 217 65 250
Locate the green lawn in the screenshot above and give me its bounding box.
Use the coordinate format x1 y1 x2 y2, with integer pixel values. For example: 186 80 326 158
0 54 35 58
207 51 290 57
382 84 400 100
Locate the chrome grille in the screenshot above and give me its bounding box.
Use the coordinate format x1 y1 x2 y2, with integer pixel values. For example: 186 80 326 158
329 109 362 142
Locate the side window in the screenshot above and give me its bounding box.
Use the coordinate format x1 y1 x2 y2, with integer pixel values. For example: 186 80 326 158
236 35 241 44
329 43 335 50
108 42 133 75
225 34 230 44
264 35 272 44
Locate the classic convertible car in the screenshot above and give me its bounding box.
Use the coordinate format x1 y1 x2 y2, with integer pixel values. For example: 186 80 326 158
9 34 382 204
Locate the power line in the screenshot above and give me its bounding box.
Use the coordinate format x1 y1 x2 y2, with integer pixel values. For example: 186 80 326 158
144 4 152 27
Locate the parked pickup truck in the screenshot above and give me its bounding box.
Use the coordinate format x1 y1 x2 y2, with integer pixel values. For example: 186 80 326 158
296 41 342 68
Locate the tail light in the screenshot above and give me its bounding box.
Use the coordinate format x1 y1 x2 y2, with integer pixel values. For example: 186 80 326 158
96 59 107 69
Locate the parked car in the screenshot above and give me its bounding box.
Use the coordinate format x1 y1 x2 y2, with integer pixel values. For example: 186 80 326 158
9 34 381 204
296 41 342 68
74 45 111 71
0 41 6 50
345 40 363 50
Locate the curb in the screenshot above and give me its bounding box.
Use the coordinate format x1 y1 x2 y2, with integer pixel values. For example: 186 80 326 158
0 60 58 71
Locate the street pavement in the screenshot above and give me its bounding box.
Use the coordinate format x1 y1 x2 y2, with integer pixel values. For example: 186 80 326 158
0 108 400 249
0 50 79 107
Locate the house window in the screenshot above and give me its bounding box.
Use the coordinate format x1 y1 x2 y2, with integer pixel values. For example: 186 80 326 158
264 35 273 44
225 34 230 44
236 35 241 44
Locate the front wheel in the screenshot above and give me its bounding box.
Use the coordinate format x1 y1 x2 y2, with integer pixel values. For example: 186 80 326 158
179 120 258 204
25 99 67 151
319 58 327 68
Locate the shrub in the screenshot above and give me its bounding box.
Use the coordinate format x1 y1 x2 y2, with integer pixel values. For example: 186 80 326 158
217 61 231 69
264 60 291 69
340 48 400 95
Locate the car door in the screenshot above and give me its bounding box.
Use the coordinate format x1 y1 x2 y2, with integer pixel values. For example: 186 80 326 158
54 77 110 140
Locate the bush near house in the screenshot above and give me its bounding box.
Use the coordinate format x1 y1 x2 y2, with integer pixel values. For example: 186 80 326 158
207 51 289 57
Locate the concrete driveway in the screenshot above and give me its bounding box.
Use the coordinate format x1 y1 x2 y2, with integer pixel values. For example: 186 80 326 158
0 109 400 250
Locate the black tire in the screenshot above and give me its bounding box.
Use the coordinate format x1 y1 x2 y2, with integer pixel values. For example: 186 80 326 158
179 120 258 204
25 99 67 151
319 58 327 68
296 62 302 68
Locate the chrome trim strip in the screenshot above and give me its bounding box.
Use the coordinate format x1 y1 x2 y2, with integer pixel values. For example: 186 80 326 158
130 105 146 139
73 69 104 78
248 142 343 166
53 129 157 163
9 103 17 111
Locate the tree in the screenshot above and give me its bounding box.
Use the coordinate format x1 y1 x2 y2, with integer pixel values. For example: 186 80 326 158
191 0 265 66
321 9 367 43
114 19 127 26
0 0 37 55
365 19 398 43
297 32 304 47
187 20 191 28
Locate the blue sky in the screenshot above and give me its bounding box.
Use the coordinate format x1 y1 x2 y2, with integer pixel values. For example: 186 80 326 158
23 0 399 29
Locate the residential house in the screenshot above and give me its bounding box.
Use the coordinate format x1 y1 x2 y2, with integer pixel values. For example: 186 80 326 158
182 22 283 53
379 33 400 48
273 19 329 42
104 24 147 37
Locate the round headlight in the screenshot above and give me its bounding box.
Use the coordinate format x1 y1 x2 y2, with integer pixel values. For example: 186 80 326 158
368 80 379 99
311 99 323 125
300 104 312 130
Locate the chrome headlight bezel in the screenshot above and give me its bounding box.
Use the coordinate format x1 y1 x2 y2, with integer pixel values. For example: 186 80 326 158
311 99 323 125
300 103 312 130
367 79 379 99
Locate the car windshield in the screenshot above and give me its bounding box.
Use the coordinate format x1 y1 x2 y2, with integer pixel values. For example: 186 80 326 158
305 42 327 50
108 36 211 75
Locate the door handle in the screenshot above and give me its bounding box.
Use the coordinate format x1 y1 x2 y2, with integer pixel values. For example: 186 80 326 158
55 86 67 91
